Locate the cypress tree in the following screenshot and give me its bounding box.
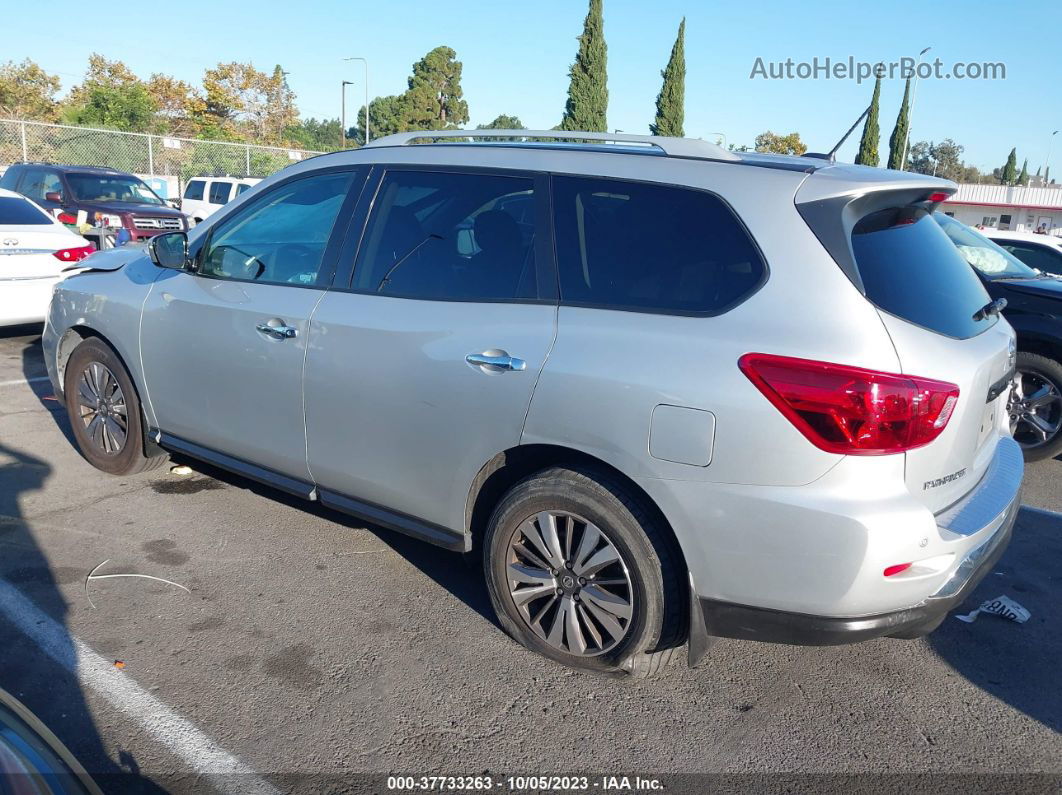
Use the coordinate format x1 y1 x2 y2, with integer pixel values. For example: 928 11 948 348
560 0 608 132
1018 158 1028 186
855 74 881 167
1001 148 1018 184
887 78 911 170
650 18 685 137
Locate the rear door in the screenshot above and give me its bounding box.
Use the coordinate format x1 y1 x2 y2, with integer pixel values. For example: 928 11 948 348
847 205 1014 512
304 166 556 534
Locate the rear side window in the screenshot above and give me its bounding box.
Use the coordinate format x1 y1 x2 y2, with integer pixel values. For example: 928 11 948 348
184 180 205 200
0 196 51 225
209 182 232 205
551 176 766 314
852 208 994 339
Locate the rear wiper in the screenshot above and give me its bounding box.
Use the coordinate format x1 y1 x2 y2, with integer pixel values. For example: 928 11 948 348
972 297 1007 321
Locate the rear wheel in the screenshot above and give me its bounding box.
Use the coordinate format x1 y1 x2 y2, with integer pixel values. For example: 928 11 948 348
484 466 684 676
1009 352 1062 462
63 338 166 475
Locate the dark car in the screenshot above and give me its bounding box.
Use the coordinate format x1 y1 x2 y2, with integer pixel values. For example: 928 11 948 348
0 163 187 244
936 212 1062 461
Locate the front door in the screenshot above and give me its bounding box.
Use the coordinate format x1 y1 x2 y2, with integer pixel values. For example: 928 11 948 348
140 167 364 481
305 167 556 534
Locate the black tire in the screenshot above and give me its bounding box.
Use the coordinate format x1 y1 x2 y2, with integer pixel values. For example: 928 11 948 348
63 337 166 476
483 466 684 676
1011 352 1062 462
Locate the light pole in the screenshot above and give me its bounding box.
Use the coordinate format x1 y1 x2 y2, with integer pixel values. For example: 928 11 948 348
343 57 370 144
340 81 354 148
1045 130 1059 184
900 46 931 171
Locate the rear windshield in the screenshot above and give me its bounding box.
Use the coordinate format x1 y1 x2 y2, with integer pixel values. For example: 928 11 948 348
851 206 995 339
0 197 51 225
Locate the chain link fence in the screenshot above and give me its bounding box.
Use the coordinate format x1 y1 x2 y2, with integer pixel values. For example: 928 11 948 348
0 119 325 200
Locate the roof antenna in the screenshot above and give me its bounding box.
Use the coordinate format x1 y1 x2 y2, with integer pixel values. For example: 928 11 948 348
805 104 872 162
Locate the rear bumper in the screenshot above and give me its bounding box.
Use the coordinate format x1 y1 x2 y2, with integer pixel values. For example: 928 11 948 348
690 490 1018 650
0 276 59 326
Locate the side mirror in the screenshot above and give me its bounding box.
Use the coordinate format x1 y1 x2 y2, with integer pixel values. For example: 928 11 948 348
44 191 63 203
148 231 189 270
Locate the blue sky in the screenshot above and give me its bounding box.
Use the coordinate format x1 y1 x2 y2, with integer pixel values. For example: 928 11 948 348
8 0 1058 171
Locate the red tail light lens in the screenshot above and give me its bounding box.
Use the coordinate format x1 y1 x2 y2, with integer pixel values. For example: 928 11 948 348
739 353 960 455
927 191 950 203
51 245 95 263
884 563 913 577
56 212 77 225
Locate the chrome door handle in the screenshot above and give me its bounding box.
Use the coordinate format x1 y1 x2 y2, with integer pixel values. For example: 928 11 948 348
256 321 298 340
466 352 526 371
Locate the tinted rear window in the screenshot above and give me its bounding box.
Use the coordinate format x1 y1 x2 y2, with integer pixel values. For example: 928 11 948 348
851 207 995 339
0 197 51 225
552 176 766 315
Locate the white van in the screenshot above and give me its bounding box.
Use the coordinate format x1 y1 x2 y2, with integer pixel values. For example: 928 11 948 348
181 176 261 224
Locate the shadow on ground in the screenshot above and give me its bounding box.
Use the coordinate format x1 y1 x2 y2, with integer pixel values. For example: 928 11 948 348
929 507 1062 733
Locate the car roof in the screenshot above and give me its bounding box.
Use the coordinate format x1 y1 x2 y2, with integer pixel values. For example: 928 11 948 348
985 229 1062 245
15 162 128 176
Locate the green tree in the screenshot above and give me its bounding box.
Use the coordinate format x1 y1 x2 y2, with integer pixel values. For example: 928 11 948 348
350 94 407 145
1000 147 1018 184
403 46 469 129
199 62 298 144
62 54 157 132
650 18 685 137
560 0 608 132
887 78 911 170
477 114 524 130
1018 158 1029 186
147 73 205 137
0 59 60 121
754 130 807 155
854 73 881 167
286 118 343 151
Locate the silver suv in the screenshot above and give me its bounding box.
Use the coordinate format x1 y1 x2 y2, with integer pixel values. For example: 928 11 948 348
43 130 1023 675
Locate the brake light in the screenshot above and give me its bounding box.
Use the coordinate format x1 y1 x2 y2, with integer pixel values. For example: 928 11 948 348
927 191 950 203
884 563 913 577
51 245 95 262
57 212 77 225
739 353 960 455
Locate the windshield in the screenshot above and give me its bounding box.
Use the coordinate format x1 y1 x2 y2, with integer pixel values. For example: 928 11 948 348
933 213 1039 279
66 174 164 206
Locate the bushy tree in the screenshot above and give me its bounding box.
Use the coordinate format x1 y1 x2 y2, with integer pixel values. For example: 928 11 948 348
146 74 205 137
906 138 967 182
754 131 807 155
286 118 343 151
477 114 524 130
887 78 910 170
403 46 469 129
0 59 60 121
560 0 608 132
350 94 407 145
650 18 685 137
854 74 881 167
62 54 156 132
200 62 298 144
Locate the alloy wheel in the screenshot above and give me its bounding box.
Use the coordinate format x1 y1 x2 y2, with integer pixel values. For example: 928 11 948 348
1008 368 1062 450
75 362 128 455
505 511 634 657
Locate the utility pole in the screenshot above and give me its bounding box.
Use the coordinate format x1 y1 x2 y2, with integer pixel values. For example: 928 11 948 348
343 57 370 143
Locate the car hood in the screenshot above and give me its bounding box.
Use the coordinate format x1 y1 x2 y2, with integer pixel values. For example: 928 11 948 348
62 244 147 273
74 199 183 217
995 276 1062 300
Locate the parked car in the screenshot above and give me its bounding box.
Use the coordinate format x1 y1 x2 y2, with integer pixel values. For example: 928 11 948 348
980 228 1062 277
42 130 1022 675
935 213 1062 461
0 188 93 327
0 163 188 245
180 176 262 224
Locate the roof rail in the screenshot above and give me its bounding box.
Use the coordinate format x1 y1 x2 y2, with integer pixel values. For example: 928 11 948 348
363 129 741 162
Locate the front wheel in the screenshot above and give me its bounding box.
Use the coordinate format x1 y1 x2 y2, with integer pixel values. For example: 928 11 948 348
484 467 684 676
63 338 166 475
1009 352 1062 462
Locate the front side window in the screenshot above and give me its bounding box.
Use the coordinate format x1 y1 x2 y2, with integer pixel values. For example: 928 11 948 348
184 180 205 201
199 171 353 286
551 176 766 314
353 170 538 301
67 174 164 205
209 182 232 205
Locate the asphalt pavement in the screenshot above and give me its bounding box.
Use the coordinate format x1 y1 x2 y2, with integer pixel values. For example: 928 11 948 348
0 324 1059 794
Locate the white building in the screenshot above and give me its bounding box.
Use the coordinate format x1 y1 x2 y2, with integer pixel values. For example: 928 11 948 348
943 183 1062 236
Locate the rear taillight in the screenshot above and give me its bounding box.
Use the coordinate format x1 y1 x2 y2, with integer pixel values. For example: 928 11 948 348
739 353 960 455
51 245 94 263
57 212 77 225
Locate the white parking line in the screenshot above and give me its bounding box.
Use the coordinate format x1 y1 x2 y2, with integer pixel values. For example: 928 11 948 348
0 580 279 795
0 376 50 388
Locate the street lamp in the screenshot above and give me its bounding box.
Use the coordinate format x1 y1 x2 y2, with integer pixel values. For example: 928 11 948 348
343 57 370 144
340 81 354 148
900 46 931 171
1046 130 1059 185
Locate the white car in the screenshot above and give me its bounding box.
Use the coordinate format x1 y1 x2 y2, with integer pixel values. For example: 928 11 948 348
181 176 261 224
982 228 1062 277
0 188 93 327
